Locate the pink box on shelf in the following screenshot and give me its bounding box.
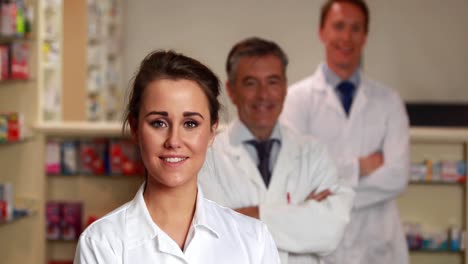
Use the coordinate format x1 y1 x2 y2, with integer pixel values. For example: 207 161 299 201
46 139 61 175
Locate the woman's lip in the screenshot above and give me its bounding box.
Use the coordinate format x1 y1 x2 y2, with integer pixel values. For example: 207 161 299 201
160 156 188 166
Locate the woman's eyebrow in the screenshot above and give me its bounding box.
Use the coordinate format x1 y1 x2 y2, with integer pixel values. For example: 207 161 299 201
145 111 168 117
183 112 204 119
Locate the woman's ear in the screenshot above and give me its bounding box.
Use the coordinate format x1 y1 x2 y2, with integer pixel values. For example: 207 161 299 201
209 121 219 146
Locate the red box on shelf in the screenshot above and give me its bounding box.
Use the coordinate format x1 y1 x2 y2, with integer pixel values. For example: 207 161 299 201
79 139 108 175
0 45 9 80
109 139 143 176
6 112 22 141
0 200 7 221
10 42 29 80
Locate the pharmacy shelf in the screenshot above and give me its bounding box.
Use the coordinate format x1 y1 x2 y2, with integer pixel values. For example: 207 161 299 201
0 35 32 43
410 249 464 254
411 127 468 143
0 212 35 226
410 180 465 186
0 79 32 84
35 121 127 137
405 126 468 264
0 135 35 145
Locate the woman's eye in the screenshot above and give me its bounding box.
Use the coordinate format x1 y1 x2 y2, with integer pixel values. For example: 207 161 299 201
150 120 167 128
184 121 198 128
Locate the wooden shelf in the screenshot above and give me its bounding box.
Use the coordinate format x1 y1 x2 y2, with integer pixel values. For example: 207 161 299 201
411 127 468 143
0 209 36 227
0 135 35 146
410 180 465 186
35 122 127 137
410 249 464 254
0 79 32 84
0 35 32 43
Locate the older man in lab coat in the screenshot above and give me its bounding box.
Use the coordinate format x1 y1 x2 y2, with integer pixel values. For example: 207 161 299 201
199 37 355 264
281 1 410 264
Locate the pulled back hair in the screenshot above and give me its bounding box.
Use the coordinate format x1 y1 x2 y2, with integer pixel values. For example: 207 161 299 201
123 50 221 133
226 37 288 85
320 0 369 33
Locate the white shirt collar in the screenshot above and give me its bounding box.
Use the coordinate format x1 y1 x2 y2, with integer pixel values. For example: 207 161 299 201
228 118 282 146
125 184 220 247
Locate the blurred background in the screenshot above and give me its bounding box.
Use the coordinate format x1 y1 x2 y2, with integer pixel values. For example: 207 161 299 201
0 1 467 264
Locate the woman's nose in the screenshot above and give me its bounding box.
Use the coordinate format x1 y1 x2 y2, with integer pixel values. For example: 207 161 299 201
164 127 182 149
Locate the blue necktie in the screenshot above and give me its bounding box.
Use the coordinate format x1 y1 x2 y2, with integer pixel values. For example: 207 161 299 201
246 139 276 188
336 81 355 116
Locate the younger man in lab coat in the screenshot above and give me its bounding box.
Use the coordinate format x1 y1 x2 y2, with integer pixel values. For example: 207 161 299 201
199 37 354 264
281 0 410 263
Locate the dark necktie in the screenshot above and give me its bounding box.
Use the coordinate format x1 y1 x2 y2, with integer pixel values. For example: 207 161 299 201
246 139 276 188
336 81 356 116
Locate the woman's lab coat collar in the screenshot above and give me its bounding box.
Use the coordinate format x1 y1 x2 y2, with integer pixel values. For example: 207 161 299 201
125 184 220 250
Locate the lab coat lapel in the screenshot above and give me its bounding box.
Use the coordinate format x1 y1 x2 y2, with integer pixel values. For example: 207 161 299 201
268 127 300 194
221 132 267 192
348 77 369 119
312 67 345 116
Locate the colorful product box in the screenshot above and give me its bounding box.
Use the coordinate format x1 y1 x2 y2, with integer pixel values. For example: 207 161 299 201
10 42 29 80
0 1 16 36
0 183 14 221
6 112 23 141
109 139 143 176
0 45 9 80
46 139 61 175
61 140 79 175
441 161 460 182
61 202 82 240
79 139 108 175
0 200 6 221
0 113 7 142
46 202 62 240
410 163 426 182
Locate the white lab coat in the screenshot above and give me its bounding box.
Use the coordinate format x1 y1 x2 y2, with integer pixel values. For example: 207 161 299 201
281 66 410 264
74 184 280 264
199 120 355 264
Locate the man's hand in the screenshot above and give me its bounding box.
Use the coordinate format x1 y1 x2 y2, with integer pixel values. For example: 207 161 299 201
306 189 332 202
235 206 259 219
359 151 384 177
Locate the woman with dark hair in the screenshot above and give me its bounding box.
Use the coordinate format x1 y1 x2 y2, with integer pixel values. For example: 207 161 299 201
74 50 280 264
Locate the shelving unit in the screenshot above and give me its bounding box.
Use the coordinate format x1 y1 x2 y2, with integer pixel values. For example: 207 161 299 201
39 0 63 122
86 0 123 122
0 1 45 263
0 0 126 263
398 127 468 264
38 124 142 262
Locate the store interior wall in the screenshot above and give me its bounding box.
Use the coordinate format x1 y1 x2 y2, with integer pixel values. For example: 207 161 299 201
122 0 468 123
